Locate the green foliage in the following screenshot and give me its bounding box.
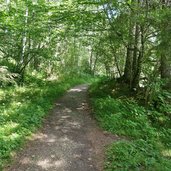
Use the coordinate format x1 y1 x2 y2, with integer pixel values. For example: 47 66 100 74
105 140 171 171
92 97 157 140
0 66 18 87
143 77 171 108
0 74 92 169
90 79 171 171
89 78 116 98
0 0 171 169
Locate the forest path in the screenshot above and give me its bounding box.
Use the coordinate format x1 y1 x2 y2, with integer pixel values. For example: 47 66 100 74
5 85 118 171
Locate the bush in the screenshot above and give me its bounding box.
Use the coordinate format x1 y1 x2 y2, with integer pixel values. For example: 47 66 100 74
0 66 18 87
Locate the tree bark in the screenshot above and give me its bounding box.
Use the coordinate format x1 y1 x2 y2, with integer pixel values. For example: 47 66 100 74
132 26 144 89
123 45 133 85
161 55 171 89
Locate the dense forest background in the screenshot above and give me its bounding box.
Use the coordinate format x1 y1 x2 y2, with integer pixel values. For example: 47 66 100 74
0 0 171 91
0 0 171 170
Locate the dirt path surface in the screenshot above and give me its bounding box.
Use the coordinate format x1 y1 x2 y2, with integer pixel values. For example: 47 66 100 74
5 85 118 171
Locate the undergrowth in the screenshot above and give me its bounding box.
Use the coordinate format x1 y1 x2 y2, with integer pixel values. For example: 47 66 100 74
89 78 171 171
0 73 94 170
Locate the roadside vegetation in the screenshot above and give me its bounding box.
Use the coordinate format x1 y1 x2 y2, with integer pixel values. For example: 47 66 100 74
0 73 94 169
89 78 171 171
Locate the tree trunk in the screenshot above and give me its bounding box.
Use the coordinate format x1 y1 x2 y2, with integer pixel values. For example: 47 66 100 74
89 50 93 74
123 45 133 85
132 26 144 89
132 24 139 80
161 55 171 90
160 0 171 90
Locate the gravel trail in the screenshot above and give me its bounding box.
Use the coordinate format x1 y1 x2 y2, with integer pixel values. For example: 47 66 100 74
5 85 117 171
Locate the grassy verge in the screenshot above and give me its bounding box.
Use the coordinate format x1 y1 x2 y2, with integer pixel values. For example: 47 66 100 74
89 78 171 171
0 74 94 170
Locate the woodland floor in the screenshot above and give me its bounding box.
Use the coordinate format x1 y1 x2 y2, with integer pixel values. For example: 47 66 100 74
4 85 118 171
